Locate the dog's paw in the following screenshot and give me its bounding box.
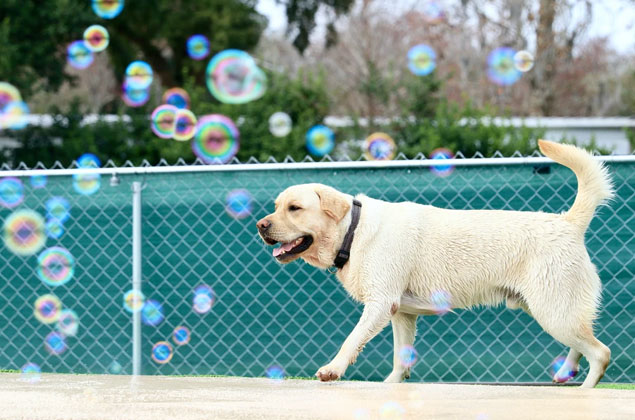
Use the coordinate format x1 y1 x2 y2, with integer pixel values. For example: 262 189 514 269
384 368 410 383
316 363 345 382
552 368 578 383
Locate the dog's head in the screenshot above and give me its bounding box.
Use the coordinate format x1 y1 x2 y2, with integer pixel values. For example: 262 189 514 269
256 183 351 268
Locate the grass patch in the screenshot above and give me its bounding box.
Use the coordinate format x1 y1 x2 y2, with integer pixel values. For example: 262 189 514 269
597 383 635 390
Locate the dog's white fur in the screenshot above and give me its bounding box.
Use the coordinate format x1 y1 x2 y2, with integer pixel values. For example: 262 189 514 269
257 140 614 388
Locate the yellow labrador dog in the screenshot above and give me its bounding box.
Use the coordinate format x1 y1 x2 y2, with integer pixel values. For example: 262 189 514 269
256 140 613 388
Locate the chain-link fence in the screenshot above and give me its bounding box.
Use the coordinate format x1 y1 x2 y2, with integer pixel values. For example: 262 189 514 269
0 157 633 383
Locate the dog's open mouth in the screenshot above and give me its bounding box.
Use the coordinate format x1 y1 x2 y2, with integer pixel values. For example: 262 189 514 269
270 235 313 260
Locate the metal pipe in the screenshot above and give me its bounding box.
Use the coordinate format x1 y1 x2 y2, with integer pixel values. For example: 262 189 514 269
0 154 633 177
131 181 142 376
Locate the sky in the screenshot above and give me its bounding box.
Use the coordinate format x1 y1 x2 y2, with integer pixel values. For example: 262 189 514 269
256 0 635 55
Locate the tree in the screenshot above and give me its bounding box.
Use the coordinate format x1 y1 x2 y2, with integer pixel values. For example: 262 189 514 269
0 0 265 99
107 0 265 88
531 0 558 116
0 1 94 96
3 69 332 166
283 0 355 52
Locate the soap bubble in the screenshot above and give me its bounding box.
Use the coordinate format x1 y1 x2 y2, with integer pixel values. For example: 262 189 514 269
125 61 153 90
21 363 41 383
173 109 198 141
268 112 292 137
193 285 215 314
151 341 173 364
151 105 178 139
265 365 284 381
398 345 417 368
514 50 534 72
44 331 68 355
364 132 396 161
187 35 210 60
67 41 94 69
226 189 253 219
83 25 109 52
192 114 239 164
3 209 46 256
429 148 455 177
487 47 522 86
162 87 190 109
206 49 266 104
408 44 436 76
0 177 24 208
305 125 335 157
92 0 124 19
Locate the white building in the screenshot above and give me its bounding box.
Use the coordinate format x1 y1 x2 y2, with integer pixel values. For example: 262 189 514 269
2 115 633 155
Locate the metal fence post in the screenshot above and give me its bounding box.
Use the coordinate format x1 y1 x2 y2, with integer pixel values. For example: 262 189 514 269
132 181 142 376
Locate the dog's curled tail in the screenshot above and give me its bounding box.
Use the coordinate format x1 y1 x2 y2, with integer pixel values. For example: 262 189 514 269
538 139 614 231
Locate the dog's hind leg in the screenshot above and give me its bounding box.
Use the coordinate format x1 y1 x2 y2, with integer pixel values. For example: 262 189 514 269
528 300 610 388
384 312 418 383
572 333 610 388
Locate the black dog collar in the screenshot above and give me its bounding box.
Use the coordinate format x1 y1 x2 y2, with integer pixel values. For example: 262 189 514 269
333 199 362 270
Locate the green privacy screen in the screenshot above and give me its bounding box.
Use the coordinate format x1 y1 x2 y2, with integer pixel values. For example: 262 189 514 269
0 161 633 383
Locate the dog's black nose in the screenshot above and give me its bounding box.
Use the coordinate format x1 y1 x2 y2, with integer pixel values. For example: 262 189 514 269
257 218 271 233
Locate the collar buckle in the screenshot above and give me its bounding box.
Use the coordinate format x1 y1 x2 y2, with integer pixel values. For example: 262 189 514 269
333 249 350 269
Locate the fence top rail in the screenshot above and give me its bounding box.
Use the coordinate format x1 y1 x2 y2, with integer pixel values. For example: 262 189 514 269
0 155 634 177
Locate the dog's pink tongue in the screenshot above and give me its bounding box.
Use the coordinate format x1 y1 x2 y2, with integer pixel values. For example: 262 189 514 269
272 242 294 257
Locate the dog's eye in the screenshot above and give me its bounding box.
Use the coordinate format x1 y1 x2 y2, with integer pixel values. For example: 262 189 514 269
288 205 301 211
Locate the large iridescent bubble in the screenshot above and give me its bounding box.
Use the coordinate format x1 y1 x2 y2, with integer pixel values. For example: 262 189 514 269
487 47 522 86
305 125 335 157
429 148 455 177
67 41 94 70
173 109 198 141
45 196 71 223
34 294 62 324
206 50 266 104
3 209 46 256
151 341 173 364
0 82 21 111
192 285 215 314
514 50 534 72
0 101 29 130
408 44 436 76
125 61 153 90
37 247 75 287
141 299 164 326
364 133 396 161
92 0 124 19
226 189 253 219
122 83 150 107
83 25 109 52
0 177 24 208
192 114 239 164
187 35 210 61
162 88 190 109
57 309 79 337
73 153 101 196
0 82 28 130
150 105 178 139
268 112 292 137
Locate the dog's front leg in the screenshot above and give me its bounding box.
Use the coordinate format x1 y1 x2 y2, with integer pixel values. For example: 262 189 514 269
316 300 394 382
384 312 417 383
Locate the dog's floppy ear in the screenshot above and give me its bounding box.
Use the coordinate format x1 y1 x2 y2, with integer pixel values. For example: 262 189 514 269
315 186 350 222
